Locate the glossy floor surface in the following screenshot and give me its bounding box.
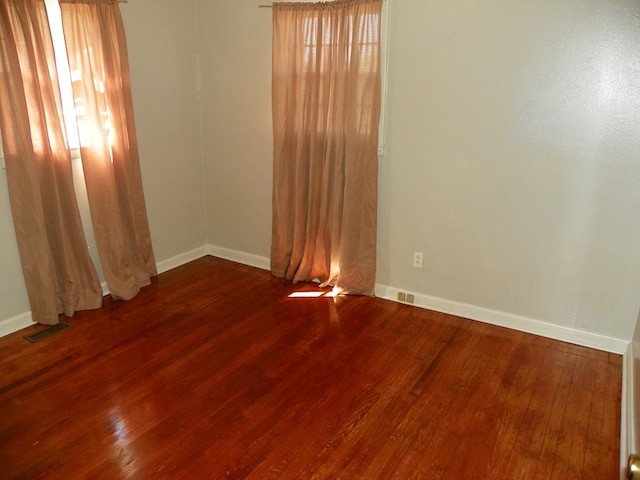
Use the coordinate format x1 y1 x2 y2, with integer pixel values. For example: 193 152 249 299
0 256 621 479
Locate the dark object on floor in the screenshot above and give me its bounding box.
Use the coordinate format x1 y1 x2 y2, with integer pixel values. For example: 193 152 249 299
23 322 70 343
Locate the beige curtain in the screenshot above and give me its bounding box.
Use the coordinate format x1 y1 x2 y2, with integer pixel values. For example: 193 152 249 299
0 0 155 325
0 0 103 324
271 0 382 295
60 0 157 300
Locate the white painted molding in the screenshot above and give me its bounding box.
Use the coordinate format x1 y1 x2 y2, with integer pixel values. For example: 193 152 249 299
156 246 209 274
206 244 270 271
97 246 210 298
0 246 210 339
0 311 35 339
0 244 630 356
375 284 629 354
622 342 634 480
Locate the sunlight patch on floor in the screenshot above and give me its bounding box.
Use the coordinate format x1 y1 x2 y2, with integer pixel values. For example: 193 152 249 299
288 287 340 299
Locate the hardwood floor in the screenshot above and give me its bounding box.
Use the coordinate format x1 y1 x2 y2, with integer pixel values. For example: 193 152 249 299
0 256 621 479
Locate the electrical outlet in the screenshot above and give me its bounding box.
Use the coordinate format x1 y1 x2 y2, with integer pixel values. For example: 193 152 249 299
413 251 423 268
397 292 415 304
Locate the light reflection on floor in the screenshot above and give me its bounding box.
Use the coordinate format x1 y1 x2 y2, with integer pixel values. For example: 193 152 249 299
288 287 340 298
108 408 138 478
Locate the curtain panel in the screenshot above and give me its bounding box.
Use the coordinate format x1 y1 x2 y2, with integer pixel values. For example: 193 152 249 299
0 0 103 324
271 0 382 295
0 0 156 324
60 0 157 300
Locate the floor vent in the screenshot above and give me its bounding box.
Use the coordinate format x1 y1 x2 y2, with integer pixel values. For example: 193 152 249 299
24 322 70 343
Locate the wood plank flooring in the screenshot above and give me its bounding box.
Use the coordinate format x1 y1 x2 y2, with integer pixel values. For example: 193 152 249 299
0 256 621 479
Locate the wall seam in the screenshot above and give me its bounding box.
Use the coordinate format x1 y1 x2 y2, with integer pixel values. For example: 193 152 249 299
193 0 209 246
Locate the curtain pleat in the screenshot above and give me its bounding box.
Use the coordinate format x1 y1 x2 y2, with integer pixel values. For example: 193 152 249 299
60 0 157 300
271 0 382 295
0 0 103 324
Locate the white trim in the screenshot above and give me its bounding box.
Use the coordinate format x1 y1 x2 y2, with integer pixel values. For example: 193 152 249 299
99 246 210 297
622 342 635 480
156 246 209 274
199 251 628 354
206 244 270 271
0 244 630 355
0 311 35 338
0 246 210 339
377 0 390 157
375 284 628 354
0 129 5 170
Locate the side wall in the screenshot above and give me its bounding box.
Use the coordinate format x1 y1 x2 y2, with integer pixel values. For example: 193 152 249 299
199 0 640 347
123 0 206 265
197 1 274 259
379 0 640 342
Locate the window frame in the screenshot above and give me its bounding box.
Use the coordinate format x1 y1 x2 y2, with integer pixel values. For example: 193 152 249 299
0 130 4 169
279 0 389 156
378 0 389 156
44 0 81 153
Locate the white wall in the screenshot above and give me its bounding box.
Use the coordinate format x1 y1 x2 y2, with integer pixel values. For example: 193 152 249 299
122 0 206 262
0 172 30 323
197 0 640 346
380 0 640 341
197 1 273 259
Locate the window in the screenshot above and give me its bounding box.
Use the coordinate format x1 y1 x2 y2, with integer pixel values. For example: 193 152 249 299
302 11 380 136
378 0 389 155
44 0 80 151
271 0 384 294
274 0 389 155
43 0 114 157
301 13 379 72
0 0 157 317
41 0 104 276
0 130 4 169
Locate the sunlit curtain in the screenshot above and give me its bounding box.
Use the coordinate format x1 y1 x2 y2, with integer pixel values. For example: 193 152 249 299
0 0 103 324
60 0 157 300
271 0 382 295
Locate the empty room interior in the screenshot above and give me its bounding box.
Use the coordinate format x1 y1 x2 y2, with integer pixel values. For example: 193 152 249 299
1 0 640 478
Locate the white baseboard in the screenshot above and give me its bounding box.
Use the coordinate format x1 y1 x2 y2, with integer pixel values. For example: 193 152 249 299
375 284 628 354
0 311 35 339
206 244 270 271
197 252 627 354
622 342 634 479
156 245 210 274
197 251 628 354
0 244 630 356
98 246 210 297
0 246 211 339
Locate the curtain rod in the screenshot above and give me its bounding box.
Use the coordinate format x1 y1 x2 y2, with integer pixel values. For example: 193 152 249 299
259 0 385 7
